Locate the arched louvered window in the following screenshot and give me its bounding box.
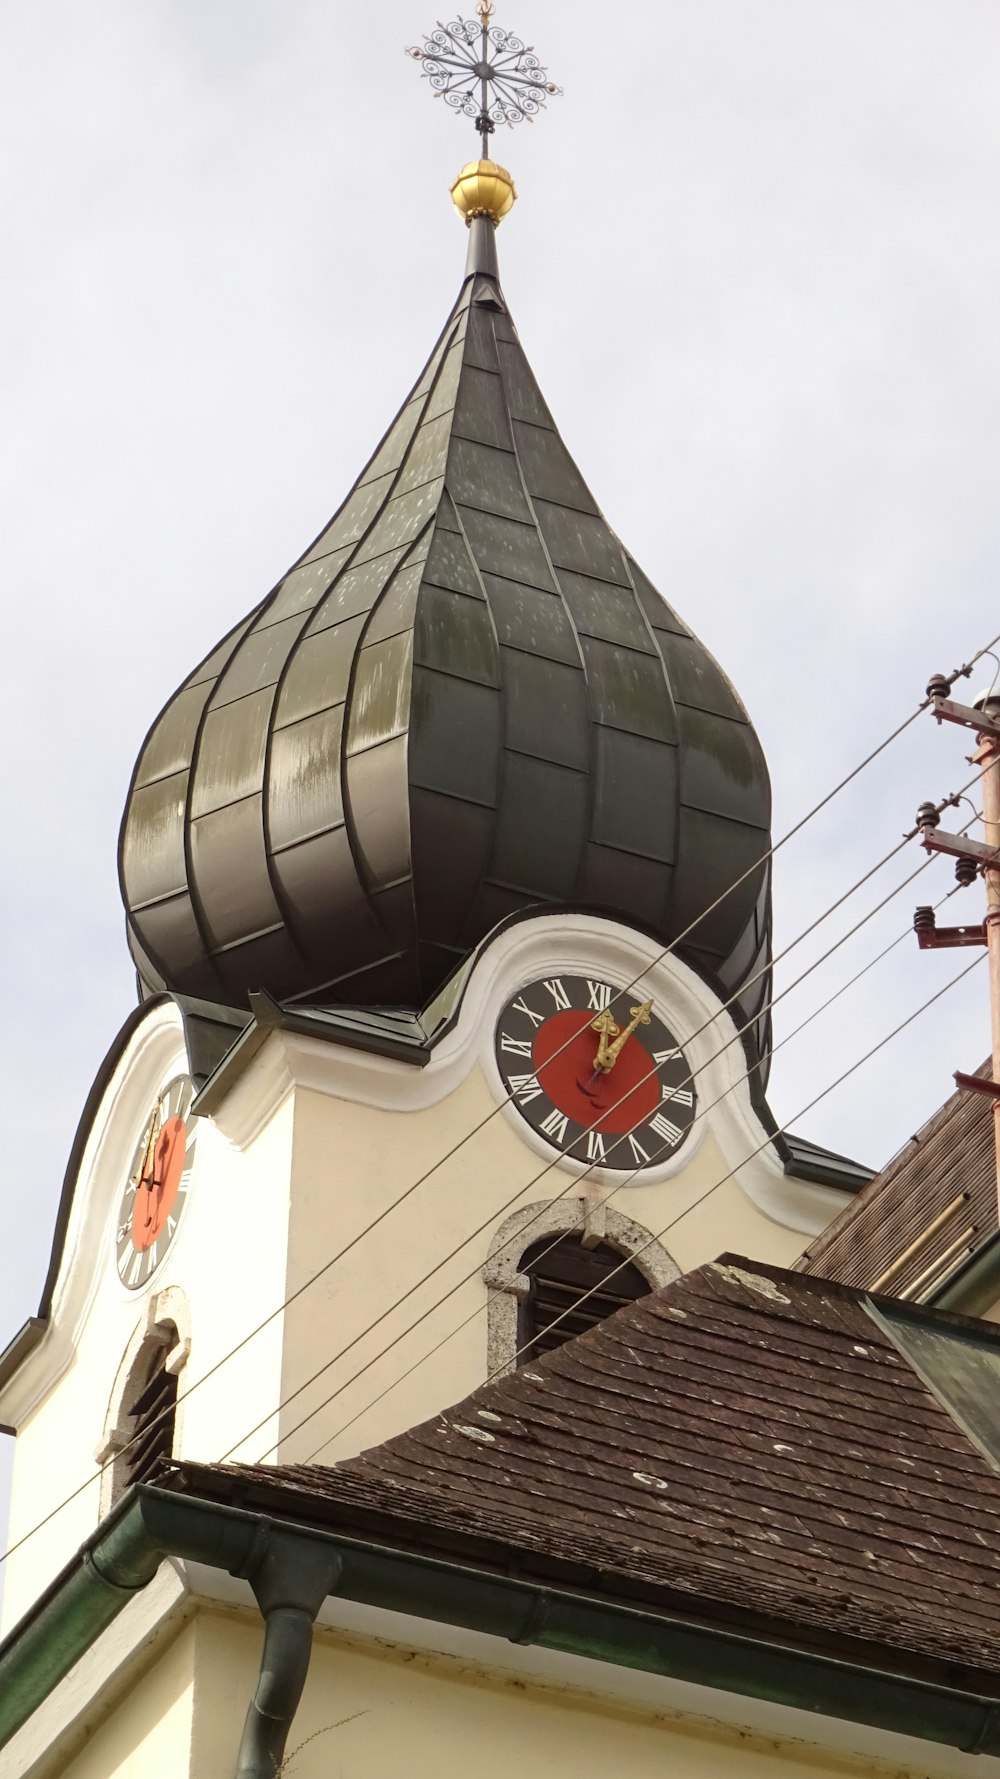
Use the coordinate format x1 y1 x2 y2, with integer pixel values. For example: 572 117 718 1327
516 1234 650 1362
117 1331 179 1493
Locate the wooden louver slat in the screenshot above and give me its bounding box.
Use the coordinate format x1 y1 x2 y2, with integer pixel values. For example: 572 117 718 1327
518 1236 649 1362
124 1343 178 1488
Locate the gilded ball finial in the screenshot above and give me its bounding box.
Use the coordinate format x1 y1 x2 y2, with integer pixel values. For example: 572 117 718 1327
450 159 517 225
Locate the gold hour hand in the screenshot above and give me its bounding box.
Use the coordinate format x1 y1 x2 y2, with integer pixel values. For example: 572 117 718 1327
589 1008 621 1072
132 1108 161 1191
600 999 653 1072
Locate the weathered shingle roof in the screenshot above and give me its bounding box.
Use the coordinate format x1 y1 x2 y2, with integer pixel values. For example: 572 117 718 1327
178 1256 1000 1681
801 1061 997 1299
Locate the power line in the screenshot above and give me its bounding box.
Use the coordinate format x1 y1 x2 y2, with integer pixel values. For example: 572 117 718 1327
231 815 949 1462
257 818 985 1464
492 949 989 1377
3 645 996 1569
302 946 987 1459
301 859 980 1460
311 828 986 1462
6 768 974 1565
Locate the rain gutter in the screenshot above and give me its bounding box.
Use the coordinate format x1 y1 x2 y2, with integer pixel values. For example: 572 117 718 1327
4 1487 1000 1772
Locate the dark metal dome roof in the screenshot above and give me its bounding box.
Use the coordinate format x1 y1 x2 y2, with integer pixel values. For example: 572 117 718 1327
119 219 773 1071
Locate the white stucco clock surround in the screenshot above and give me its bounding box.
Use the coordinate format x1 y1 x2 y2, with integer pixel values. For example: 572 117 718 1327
213 912 844 1237
0 1000 197 1429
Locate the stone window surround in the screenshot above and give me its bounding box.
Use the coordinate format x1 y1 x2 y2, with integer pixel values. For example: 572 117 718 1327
483 1197 679 1377
96 1285 191 1514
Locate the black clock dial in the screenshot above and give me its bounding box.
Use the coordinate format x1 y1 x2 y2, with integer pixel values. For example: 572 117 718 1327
494 974 696 1168
113 1075 198 1290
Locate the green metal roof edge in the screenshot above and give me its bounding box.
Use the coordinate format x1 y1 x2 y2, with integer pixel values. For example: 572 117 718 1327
191 989 433 1119
4 1480 1000 1760
866 1294 1000 1481
781 1131 874 1193
930 1229 1000 1317
0 997 167 1417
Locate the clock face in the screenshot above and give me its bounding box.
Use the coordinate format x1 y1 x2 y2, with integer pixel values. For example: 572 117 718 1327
114 1075 198 1290
494 975 696 1170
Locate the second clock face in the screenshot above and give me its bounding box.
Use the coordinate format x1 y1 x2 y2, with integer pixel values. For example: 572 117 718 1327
114 1075 198 1290
494 975 696 1170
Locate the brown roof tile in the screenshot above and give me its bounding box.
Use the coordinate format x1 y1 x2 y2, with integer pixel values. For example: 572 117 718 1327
800 1061 997 1297
182 1258 1000 1680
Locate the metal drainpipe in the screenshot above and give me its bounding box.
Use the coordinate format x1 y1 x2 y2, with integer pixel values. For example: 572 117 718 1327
0 1493 339 1779
231 1523 341 1779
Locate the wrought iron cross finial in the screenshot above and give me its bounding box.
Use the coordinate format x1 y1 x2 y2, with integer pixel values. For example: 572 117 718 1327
405 10 562 159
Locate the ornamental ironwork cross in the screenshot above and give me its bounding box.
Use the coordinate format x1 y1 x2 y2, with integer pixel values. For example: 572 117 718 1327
406 1 562 157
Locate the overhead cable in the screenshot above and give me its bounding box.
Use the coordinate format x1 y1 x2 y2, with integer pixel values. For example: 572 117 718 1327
258 821 986 1463
302 947 987 1459
3 643 996 1568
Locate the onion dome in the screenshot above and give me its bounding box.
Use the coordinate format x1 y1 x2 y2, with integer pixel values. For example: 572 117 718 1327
120 185 773 1072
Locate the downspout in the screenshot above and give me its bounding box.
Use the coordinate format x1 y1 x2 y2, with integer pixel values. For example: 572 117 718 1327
0 1491 338 1778
229 1519 341 1779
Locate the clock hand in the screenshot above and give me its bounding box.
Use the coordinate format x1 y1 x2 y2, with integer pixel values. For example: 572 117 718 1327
132 1108 161 1192
593 999 653 1073
151 1121 175 1193
131 1108 166 1235
588 1008 620 1076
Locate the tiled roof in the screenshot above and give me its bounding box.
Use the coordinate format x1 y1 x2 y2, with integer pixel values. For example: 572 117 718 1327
800 1061 997 1299
179 1257 1000 1680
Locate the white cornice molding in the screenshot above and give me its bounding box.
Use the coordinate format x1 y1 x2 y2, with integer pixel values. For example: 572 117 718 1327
0 1002 190 1428
210 1026 297 1150
211 915 841 1235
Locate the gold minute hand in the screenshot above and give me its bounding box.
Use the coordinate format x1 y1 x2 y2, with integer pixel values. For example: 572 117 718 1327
598 1000 653 1072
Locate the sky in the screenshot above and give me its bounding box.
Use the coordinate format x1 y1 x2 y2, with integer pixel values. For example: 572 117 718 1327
2 0 1000 1580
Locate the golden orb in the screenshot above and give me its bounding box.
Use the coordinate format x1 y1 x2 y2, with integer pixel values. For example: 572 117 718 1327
450 159 517 225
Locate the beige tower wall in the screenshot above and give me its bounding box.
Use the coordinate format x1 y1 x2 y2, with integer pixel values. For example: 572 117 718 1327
0 1007 293 1634
2 919 846 1630
189 1606 984 1779
276 1064 808 1464
51 1620 196 1779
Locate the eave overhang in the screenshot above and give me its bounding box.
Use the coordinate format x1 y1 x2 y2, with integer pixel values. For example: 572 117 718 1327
4 1477 1000 1759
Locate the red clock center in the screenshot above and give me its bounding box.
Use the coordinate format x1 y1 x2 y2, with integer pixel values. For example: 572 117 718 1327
131 1115 186 1251
533 1012 660 1133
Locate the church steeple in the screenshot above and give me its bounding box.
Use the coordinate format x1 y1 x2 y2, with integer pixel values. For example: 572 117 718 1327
119 34 772 1074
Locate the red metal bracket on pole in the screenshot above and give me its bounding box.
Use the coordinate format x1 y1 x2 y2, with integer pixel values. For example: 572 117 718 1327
918 827 997 866
913 908 986 949
954 1071 1000 1101
931 695 1000 739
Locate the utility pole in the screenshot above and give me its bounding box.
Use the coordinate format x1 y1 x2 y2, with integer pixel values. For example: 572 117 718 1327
914 676 1000 1211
